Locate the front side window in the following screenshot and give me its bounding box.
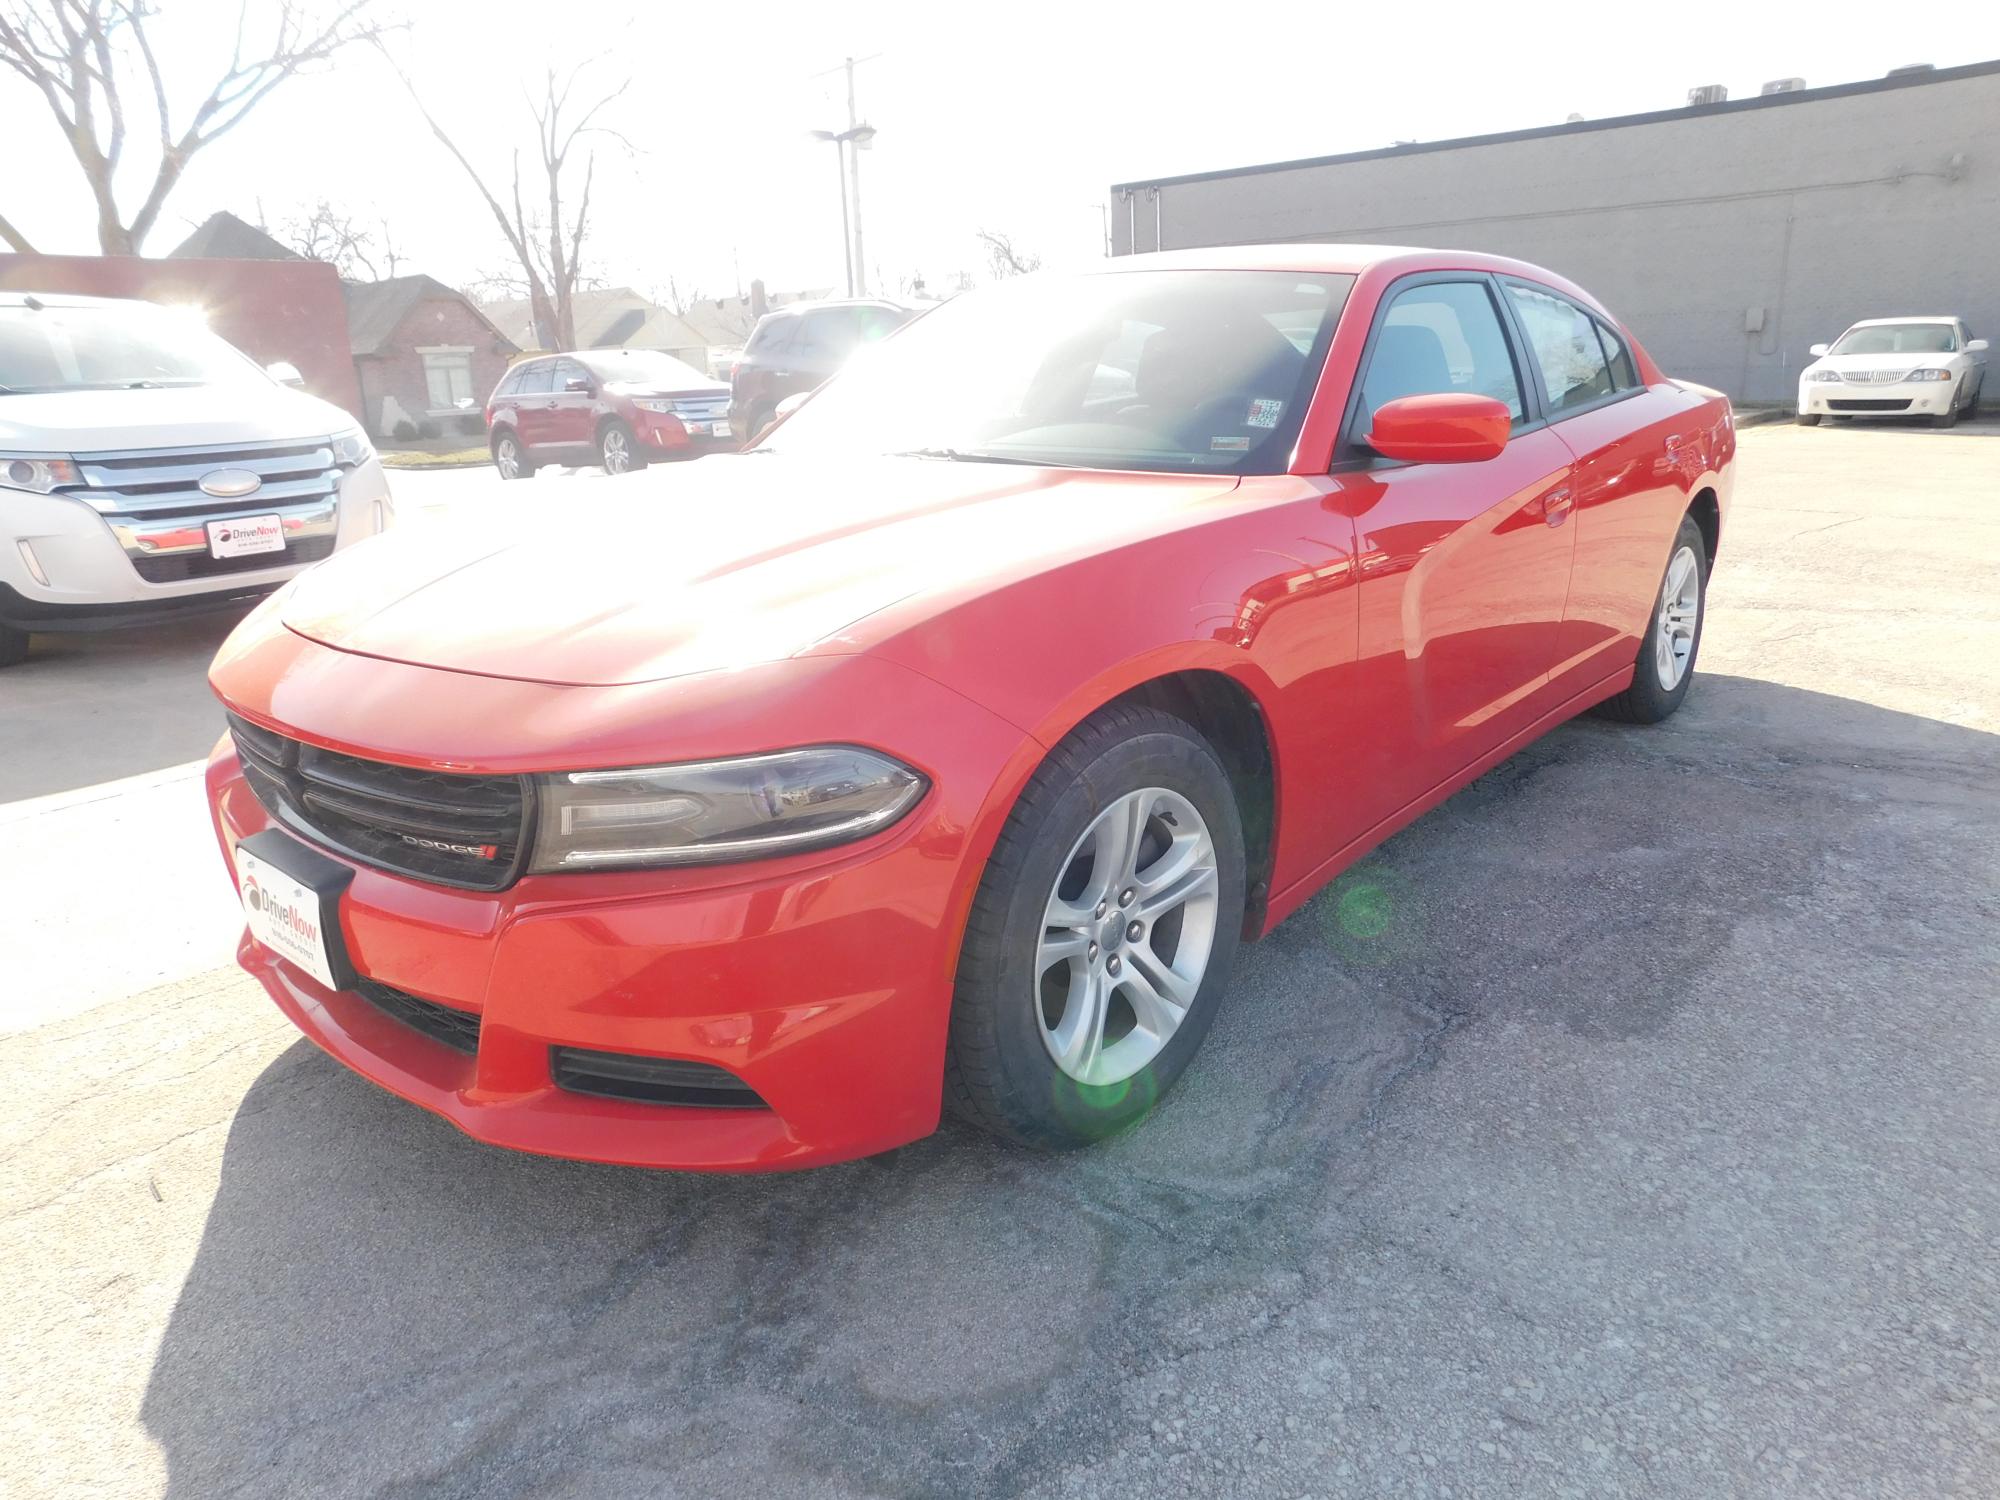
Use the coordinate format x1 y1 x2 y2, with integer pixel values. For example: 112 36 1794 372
1356 280 1524 434
763 270 1354 475
1505 283 1614 412
1831 322 1958 355
423 350 475 409
0 302 268 394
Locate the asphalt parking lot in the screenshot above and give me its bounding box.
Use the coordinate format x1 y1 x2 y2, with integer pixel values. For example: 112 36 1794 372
3 418 1997 1498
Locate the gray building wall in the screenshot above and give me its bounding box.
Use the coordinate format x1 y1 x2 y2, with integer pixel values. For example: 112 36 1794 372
1110 63 2000 404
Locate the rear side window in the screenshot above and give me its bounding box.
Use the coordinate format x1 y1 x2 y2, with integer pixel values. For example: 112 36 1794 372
494 367 525 397
514 362 555 395
747 316 795 356
1356 280 1524 433
798 308 865 360
1594 320 1640 391
1504 283 1615 411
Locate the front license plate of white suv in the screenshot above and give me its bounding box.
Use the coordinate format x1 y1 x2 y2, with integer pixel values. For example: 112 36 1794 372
207 515 286 559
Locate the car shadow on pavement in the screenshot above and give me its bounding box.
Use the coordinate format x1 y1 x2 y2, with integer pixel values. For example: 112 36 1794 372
138 675 2000 1499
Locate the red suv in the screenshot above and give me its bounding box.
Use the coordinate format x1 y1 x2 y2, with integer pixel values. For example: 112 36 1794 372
730 299 917 442
485 349 732 478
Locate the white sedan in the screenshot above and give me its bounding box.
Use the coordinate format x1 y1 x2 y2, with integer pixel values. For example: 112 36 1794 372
1797 317 1988 428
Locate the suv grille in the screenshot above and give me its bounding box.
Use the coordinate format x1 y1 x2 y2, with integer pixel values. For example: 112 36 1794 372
356 979 482 1054
228 712 532 891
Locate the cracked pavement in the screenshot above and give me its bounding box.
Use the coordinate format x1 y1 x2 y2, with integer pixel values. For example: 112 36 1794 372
2 420 1997 1497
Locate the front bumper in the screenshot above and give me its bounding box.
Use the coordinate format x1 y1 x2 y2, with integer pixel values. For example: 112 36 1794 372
0 458 391 632
205 639 1033 1171
1797 380 1958 418
633 412 736 459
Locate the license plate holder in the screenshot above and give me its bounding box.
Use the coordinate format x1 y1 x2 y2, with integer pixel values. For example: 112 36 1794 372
207 515 286 559
236 829 356 990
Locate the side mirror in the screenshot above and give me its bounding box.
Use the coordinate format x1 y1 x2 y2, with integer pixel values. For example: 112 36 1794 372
1366 393 1511 464
564 376 595 394
1808 343 1831 357
1967 338 1990 353
265 360 305 388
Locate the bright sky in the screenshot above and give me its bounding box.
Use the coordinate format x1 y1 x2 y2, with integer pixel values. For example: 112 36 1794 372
4 1 1997 305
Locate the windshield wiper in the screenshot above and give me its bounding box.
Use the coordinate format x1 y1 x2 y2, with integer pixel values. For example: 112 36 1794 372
890 446 1071 467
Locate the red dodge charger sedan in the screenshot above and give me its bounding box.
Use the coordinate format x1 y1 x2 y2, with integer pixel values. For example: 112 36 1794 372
206 246 1733 1170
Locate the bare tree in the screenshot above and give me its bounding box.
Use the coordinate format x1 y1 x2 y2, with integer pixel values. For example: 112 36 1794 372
385 50 627 351
975 228 1042 280
0 1 391 255
269 198 403 280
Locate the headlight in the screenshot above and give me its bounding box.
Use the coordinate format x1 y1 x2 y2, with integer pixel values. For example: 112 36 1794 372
632 399 680 415
1806 369 1843 383
1905 368 1953 382
331 427 375 466
529 745 928 871
0 454 81 494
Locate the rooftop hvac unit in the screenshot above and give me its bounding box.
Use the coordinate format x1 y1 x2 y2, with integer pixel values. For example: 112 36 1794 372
1687 84 1728 106
1886 63 1935 78
1760 77 1806 95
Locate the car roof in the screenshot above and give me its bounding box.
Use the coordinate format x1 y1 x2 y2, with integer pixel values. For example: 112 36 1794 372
0 290 150 311
1847 316 1960 326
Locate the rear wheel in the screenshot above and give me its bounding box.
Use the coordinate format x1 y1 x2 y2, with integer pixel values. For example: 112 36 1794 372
1795 412 1822 426
598 420 645 475
946 704 1246 1149
492 431 534 480
0 624 29 669
1591 514 1708 725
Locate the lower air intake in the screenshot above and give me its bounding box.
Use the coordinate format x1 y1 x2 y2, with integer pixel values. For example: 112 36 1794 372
550 1047 769 1108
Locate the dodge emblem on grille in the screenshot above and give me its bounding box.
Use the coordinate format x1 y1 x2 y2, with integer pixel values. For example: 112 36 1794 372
399 834 500 859
199 468 263 498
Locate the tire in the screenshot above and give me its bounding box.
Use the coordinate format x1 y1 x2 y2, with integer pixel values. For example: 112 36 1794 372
1592 514 1709 725
1932 405 1958 429
0 624 29 669
492 431 535 480
1966 379 1982 419
1795 412 1821 426
744 405 774 445
598 420 645 475
945 703 1247 1149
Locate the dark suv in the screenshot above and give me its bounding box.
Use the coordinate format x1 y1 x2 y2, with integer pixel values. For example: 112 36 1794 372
730 299 917 442
485 349 732 479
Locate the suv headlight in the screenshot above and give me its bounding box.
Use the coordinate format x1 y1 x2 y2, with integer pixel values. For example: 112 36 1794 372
1904 368 1953 382
331 427 375 466
1806 369 1843 383
632 399 680 415
529 746 928 871
0 455 81 494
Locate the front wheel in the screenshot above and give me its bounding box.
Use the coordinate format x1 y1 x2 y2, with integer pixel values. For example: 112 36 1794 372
1932 406 1959 430
598 420 645 475
1591 514 1708 725
1795 412 1822 426
0 624 29 669
946 704 1246 1149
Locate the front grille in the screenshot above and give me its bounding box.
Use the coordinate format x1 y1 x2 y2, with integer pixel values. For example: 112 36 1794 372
1828 399 1912 412
131 533 337 583
355 978 482 1054
1842 371 1904 386
228 712 532 891
551 1047 769 1108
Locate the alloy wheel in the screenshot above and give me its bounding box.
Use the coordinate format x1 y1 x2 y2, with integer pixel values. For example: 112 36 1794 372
601 428 632 474
495 438 520 479
1036 787 1219 1086
1654 543 1700 690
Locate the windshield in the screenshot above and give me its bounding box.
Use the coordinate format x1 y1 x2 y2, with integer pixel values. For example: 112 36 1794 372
1831 323 1958 356
0 303 267 393
582 349 717 388
762 269 1354 474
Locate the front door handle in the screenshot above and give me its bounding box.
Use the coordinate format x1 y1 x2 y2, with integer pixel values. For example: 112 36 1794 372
1540 486 1574 526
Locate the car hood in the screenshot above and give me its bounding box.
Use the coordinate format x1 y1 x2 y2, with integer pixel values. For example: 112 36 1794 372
0 382 356 452
281 455 1240 686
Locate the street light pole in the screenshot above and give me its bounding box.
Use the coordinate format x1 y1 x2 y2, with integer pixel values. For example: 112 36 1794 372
845 56 866 296
809 120 878 299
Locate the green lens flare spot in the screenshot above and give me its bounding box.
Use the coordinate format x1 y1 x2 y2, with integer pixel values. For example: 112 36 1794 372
1336 881 1395 940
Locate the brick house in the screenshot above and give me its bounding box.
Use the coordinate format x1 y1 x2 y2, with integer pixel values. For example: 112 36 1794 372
343 276 518 439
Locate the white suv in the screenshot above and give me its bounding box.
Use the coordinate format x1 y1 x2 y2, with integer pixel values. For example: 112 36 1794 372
1 292 392 667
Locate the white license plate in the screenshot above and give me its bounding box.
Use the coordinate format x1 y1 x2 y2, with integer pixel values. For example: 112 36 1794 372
237 843 338 988
708 419 731 437
207 515 286 559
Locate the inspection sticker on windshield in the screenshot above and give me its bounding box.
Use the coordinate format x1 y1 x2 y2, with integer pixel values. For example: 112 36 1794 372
1245 398 1284 428
1210 435 1251 452
207 515 285 559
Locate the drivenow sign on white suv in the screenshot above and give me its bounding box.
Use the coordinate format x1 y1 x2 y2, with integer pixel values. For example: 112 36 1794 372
0 292 392 667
